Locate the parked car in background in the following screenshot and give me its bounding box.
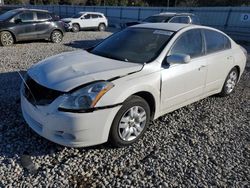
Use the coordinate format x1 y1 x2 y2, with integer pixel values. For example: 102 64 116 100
61 12 108 32
122 12 200 28
0 8 65 46
21 23 246 148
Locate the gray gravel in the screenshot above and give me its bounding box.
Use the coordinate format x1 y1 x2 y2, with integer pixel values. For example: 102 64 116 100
0 31 249 187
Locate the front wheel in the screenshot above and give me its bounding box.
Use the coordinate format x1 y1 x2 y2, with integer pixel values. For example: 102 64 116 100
0 31 14 46
219 67 239 97
109 96 150 147
72 23 80 32
51 30 63 43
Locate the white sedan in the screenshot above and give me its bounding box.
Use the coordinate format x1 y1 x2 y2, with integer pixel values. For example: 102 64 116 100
21 23 247 147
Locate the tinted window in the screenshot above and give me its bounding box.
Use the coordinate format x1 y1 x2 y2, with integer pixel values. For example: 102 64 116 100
84 14 91 19
18 12 34 22
170 29 203 58
37 12 51 20
91 14 98 18
169 16 190 24
98 15 103 18
204 29 231 54
90 28 174 64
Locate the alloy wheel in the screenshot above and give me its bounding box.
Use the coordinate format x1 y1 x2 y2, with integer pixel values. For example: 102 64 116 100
51 31 62 43
118 106 147 141
225 70 238 94
1 32 14 46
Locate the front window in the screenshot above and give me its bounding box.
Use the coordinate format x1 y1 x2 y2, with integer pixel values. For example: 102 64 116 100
143 15 172 23
0 10 19 21
16 12 34 22
90 28 174 64
170 29 204 58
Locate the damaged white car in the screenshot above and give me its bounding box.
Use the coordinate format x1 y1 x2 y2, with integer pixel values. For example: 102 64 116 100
21 23 247 147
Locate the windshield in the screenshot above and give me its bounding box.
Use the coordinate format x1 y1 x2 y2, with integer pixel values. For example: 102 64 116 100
90 28 174 64
0 10 19 21
72 13 82 18
143 15 172 23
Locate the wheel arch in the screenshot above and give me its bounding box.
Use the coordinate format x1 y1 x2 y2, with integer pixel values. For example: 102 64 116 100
51 28 64 36
130 91 156 121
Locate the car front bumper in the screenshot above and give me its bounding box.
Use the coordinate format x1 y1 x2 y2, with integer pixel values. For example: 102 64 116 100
21 94 121 147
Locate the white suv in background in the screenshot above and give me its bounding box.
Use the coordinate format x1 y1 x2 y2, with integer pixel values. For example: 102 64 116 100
62 12 108 32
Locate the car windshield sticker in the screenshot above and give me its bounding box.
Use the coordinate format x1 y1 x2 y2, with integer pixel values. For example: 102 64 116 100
153 30 173 36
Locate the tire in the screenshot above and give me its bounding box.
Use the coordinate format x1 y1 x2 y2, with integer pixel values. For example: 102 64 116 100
109 95 150 147
51 30 63 43
72 23 80 32
219 67 239 97
98 23 106 31
0 31 14 46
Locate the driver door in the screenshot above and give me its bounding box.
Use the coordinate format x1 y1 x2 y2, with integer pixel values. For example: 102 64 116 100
80 14 93 28
13 11 37 41
160 29 207 113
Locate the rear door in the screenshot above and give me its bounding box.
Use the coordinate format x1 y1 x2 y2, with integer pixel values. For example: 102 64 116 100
202 29 233 94
13 11 36 41
35 11 53 39
90 14 100 27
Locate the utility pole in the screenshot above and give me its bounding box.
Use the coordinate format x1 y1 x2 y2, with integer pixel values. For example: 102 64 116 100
167 0 170 7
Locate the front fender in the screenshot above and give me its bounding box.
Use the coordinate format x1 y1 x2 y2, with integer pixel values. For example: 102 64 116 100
96 69 162 119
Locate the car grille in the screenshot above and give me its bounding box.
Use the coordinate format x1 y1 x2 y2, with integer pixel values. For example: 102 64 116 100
22 75 63 106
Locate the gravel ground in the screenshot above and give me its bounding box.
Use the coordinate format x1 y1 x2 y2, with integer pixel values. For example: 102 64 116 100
0 31 249 187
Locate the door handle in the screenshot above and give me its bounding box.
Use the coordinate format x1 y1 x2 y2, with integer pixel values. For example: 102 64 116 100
198 65 206 71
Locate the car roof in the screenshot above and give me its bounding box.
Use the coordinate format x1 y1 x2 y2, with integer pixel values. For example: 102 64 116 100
154 12 194 16
12 8 50 13
132 23 191 32
78 11 104 15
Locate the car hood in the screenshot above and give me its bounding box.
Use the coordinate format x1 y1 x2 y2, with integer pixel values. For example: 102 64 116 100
61 18 74 22
28 50 143 92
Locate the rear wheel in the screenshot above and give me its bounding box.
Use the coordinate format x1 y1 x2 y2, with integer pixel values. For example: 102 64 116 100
72 23 80 32
51 30 63 43
219 67 239 97
0 31 14 46
109 96 150 147
98 23 106 31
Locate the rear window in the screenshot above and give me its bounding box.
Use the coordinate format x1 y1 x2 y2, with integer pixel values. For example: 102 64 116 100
169 16 190 24
204 29 231 54
91 14 99 18
37 12 51 20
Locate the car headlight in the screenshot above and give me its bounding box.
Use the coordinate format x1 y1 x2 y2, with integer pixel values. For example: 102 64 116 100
59 81 114 111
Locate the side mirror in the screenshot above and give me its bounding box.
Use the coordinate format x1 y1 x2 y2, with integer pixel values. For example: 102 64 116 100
14 18 22 24
81 17 84 20
166 54 191 64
